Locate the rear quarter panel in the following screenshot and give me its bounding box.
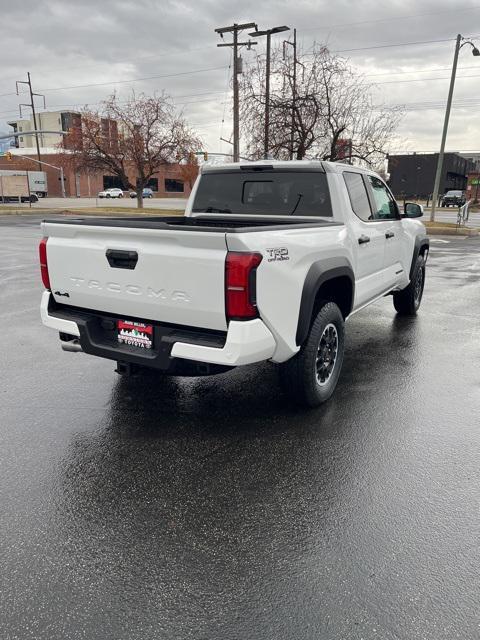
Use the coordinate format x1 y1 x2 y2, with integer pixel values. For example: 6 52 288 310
226 225 351 362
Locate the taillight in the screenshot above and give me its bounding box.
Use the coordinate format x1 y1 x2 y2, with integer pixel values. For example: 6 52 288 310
39 237 50 290
225 251 262 320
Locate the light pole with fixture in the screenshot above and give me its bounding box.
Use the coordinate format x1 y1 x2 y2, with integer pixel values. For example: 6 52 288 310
249 25 290 158
430 34 480 221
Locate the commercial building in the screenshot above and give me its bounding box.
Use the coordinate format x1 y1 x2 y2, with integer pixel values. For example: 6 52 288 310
0 148 193 198
387 152 475 199
2 111 196 197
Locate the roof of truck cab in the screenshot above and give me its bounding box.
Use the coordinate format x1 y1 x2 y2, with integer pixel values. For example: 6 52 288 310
200 159 371 174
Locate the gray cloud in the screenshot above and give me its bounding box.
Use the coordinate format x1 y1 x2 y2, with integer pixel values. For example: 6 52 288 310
1 0 479 154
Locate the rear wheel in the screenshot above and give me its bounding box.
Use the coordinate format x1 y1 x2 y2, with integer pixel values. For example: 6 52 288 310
280 301 345 408
393 254 425 315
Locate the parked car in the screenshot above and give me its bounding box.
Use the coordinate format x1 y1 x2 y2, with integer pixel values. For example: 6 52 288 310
98 188 124 199
441 190 465 207
39 160 428 408
129 187 154 199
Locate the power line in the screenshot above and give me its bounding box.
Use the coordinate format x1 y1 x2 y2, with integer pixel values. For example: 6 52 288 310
0 46 218 85
302 5 480 32
364 65 479 77
333 37 454 54
374 73 480 85
0 65 229 99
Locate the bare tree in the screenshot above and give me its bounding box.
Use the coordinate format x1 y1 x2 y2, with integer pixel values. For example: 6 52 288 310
240 44 402 166
63 92 201 208
179 154 200 190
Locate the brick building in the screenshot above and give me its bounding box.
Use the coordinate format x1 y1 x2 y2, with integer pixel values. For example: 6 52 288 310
0 148 194 198
3 110 196 198
466 172 480 201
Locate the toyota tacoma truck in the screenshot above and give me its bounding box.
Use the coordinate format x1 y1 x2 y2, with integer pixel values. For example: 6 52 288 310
39 161 429 407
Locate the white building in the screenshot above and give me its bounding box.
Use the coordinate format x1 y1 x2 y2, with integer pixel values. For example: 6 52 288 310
7 110 80 149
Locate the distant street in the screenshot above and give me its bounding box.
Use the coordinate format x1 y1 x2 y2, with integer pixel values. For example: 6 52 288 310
0 196 188 211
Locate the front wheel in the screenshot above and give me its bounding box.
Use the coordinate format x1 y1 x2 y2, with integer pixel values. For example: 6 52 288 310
279 302 345 408
393 254 425 315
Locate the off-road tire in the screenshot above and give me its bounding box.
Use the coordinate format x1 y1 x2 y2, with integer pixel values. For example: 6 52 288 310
279 301 345 408
393 254 425 315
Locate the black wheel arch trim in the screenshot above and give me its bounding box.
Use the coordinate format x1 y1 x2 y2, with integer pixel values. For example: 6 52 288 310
296 257 354 346
410 234 429 279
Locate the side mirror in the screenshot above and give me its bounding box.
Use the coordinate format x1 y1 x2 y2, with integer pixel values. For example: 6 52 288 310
403 202 424 218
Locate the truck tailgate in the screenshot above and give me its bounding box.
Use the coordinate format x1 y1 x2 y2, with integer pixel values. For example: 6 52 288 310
42 222 228 331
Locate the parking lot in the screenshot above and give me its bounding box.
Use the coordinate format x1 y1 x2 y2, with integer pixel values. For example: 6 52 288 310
1 214 479 640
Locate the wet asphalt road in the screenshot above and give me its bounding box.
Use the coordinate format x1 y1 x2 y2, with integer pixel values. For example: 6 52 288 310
1 215 479 640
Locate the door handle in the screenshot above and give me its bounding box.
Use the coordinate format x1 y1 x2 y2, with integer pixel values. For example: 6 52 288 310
106 249 138 269
358 235 370 245
385 231 395 239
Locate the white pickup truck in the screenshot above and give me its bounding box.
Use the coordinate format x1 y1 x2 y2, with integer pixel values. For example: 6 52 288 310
39 160 429 407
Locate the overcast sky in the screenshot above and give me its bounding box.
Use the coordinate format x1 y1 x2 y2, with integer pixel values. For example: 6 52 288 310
1 0 480 157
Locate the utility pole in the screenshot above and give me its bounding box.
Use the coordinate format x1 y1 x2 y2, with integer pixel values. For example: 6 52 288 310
430 35 480 221
16 73 46 169
215 22 257 162
250 25 290 158
284 28 297 160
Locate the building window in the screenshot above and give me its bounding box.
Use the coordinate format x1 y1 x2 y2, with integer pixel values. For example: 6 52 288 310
165 178 184 193
19 126 22 132
103 175 124 190
146 178 158 191
19 137 23 142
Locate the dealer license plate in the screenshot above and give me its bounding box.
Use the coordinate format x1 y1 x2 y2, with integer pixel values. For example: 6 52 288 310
117 320 153 350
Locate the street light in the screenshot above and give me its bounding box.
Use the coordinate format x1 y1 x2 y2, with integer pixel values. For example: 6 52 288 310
249 25 290 158
430 34 479 221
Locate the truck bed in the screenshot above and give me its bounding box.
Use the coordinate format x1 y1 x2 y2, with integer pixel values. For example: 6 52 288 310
43 215 342 233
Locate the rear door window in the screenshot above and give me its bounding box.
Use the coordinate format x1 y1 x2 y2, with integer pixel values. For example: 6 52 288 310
343 172 372 221
192 170 333 217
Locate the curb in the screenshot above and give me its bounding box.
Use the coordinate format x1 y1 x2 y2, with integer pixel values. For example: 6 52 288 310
426 226 479 237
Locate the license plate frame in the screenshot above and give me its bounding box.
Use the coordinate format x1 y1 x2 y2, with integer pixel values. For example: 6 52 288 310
117 320 153 350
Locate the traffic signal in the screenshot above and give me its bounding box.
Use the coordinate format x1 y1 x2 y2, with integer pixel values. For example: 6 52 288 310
203 151 208 161
5 151 12 161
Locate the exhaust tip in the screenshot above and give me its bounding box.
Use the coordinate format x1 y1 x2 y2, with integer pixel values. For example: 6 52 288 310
61 339 83 353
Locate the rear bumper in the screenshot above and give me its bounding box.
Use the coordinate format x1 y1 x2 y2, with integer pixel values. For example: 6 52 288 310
40 292 276 370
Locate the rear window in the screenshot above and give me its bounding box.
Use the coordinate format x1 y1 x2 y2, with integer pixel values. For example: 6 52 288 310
192 170 333 217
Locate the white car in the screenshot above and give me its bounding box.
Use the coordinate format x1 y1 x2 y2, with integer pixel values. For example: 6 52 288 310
39 160 429 407
98 188 124 199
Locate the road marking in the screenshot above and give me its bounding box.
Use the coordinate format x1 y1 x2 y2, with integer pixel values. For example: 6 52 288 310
429 239 450 244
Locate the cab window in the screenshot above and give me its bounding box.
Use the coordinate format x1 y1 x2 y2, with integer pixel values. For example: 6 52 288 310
367 176 398 220
343 172 371 221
